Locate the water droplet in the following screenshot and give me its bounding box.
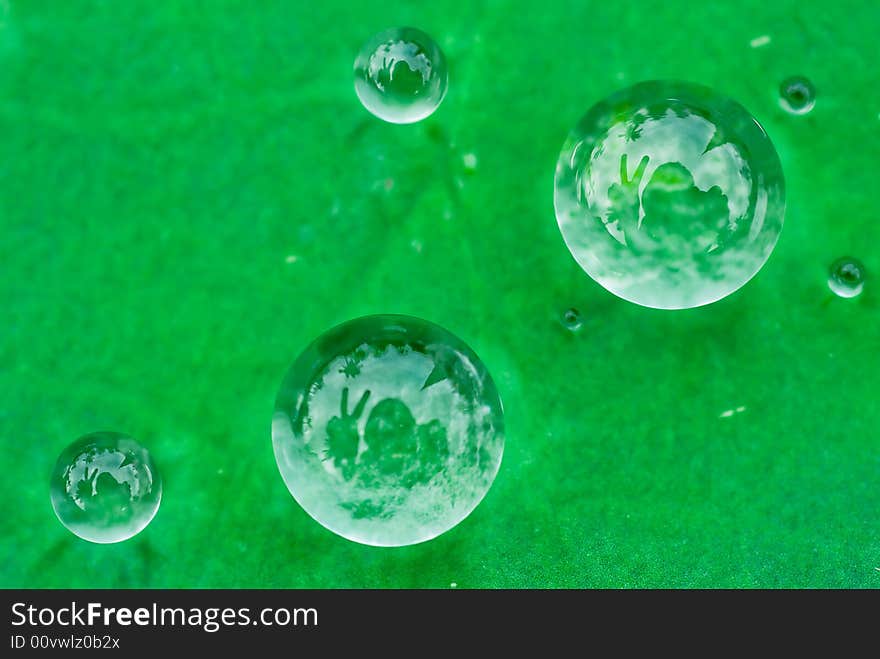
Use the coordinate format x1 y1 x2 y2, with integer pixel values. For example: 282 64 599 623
560 307 583 331
354 27 448 124
555 81 785 310
779 76 816 115
828 257 866 298
272 315 504 547
50 431 162 544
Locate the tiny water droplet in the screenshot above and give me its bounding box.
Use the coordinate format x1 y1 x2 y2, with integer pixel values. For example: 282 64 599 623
779 76 816 115
561 307 583 331
828 257 866 298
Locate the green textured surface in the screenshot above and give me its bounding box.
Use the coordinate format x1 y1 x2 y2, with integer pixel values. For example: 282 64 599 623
1 0 878 588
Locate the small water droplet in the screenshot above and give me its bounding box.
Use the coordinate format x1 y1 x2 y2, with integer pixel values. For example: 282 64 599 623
779 76 816 115
50 432 162 544
560 307 583 331
828 257 866 298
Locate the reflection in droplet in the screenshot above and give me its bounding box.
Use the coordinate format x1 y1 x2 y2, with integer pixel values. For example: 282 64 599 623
272 315 504 546
828 257 866 298
50 431 162 544
779 76 816 115
354 27 448 124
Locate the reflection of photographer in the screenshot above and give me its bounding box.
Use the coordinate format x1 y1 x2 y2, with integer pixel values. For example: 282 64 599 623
325 387 449 486
608 155 730 254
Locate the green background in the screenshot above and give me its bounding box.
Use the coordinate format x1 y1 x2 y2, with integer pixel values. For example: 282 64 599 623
1 0 878 588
